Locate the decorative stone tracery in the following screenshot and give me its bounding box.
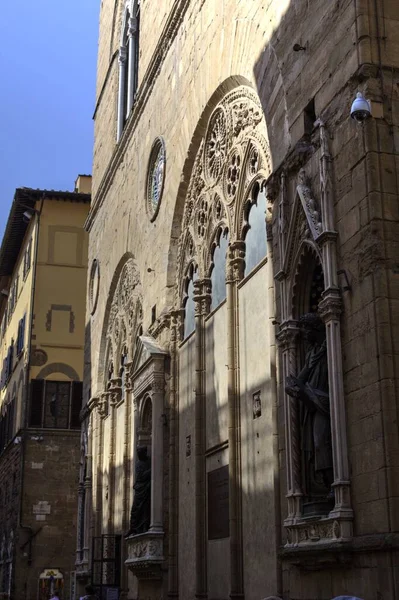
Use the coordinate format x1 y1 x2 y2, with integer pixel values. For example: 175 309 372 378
104 259 142 390
175 86 271 303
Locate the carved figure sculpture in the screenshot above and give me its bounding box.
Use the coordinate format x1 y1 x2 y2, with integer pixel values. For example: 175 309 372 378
126 446 151 537
285 313 333 504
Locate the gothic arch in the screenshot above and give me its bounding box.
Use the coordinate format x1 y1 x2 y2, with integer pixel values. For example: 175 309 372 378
168 79 271 307
166 77 271 294
97 253 142 390
290 241 323 320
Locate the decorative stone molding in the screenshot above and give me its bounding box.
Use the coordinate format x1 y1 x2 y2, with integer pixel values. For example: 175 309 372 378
125 530 164 580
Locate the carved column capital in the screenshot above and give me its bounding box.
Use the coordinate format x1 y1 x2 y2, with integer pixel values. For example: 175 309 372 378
128 16 138 37
119 45 127 65
109 377 122 405
226 241 246 283
151 376 165 395
319 289 342 322
193 278 212 317
124 361 134 392
98 392 110 417
276 322 299 351
170 308 185 343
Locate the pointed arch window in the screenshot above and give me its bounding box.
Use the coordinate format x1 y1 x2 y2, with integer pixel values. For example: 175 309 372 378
244 186 267 277
117 1 141 141
183 264 198 340
210 229 229 310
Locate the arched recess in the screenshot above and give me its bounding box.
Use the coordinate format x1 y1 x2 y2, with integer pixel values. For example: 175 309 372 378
36 362 80 381
166 76 272 302
290 242 324 320
97 253 142 391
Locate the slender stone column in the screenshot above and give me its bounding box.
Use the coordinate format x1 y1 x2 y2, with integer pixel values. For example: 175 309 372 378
226 242 245 600
193 278 211 599
96 393 108 535
319 292 352 532
276 325 302 521
117 46 127 141
126 16 137 114
108 378 122 534
150 374 166 533
123 363 134 534
168 310 184 599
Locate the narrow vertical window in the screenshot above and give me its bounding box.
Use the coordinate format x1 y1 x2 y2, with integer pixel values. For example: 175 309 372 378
244 188 267 277
183 264 198 339
210 229 229 310
117 2 140 141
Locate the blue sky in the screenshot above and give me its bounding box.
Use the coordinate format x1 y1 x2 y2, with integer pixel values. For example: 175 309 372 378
0 1 99 238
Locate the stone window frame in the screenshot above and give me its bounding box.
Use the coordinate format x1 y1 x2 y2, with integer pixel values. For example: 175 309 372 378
117 0 141 141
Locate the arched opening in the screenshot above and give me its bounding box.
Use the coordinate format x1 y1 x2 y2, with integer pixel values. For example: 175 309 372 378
210 227 229 310
243 182 267 277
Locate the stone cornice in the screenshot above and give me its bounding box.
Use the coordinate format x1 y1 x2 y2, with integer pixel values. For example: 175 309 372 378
86 0 190 231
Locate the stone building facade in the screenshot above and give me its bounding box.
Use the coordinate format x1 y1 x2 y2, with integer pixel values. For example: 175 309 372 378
0 179 90 600
80 1 399 599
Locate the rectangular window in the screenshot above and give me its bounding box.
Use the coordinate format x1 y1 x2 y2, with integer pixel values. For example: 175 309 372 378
28 379 82 429
16 315 26 355
23 238 33 280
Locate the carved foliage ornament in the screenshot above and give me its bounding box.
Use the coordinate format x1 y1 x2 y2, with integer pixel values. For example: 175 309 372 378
106 259 142 368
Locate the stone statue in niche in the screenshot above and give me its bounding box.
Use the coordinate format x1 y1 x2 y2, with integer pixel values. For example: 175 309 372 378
285 313 333 515
126 446 151 537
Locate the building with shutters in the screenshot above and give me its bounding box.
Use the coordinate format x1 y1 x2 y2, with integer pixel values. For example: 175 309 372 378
79 1 399 600
0 177 91 600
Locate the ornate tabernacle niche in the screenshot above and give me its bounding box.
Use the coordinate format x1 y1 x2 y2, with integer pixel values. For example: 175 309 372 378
125 335 167 580
276 122 353 552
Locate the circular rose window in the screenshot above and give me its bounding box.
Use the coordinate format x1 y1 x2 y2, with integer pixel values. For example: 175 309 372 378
146 137 166 221
89 259 100 315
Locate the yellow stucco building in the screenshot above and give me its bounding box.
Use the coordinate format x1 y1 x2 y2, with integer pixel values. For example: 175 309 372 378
0 176 90 600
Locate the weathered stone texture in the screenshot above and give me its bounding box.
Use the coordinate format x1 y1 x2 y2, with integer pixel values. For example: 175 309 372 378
87 0 399 598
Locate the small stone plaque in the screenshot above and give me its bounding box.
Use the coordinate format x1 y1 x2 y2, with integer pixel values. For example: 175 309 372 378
186 435 191 457
208 465 229 540
253 390 261 419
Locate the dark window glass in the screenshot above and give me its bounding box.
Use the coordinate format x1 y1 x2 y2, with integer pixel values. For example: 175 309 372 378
29 380 44 427
244 189 267 277
44 382 70 429
211 230 229 310
71 382 83 429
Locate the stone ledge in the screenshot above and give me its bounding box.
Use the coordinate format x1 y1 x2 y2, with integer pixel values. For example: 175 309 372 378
280 532 399 571
124 530 164 580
